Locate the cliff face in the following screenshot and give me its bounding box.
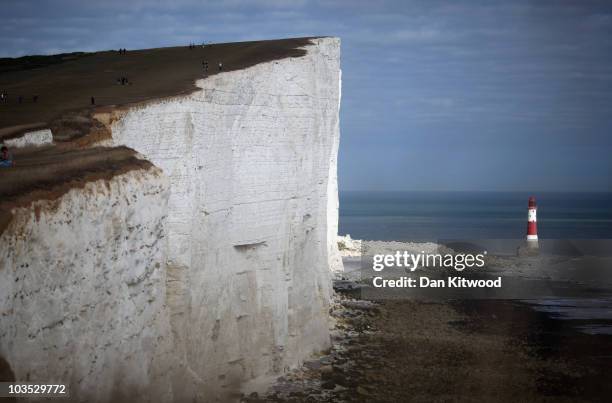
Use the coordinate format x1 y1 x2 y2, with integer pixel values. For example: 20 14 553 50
3 129 53 148
109 37 341 398
0 37 341 401
0 168 176 401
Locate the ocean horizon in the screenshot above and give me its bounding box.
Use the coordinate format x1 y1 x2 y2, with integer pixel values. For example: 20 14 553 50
339 191 612 241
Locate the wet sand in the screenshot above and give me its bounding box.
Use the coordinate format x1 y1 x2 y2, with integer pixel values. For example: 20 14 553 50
245 295 612 402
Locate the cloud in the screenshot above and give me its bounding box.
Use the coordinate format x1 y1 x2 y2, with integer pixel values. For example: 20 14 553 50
2 0 611 190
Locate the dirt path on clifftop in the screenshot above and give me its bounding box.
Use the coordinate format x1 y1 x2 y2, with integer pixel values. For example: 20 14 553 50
247 298 612 402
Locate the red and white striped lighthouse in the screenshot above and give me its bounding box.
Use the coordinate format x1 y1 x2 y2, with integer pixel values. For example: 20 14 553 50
526 196 538 241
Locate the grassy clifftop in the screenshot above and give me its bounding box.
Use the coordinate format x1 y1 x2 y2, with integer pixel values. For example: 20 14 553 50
0 37 314 140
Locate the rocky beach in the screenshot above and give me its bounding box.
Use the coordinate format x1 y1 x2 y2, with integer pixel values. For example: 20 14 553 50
247 291 612 402
245 238 612 402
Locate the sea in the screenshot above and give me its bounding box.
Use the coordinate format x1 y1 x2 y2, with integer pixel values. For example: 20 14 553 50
339 191 612 335
339 191 612 241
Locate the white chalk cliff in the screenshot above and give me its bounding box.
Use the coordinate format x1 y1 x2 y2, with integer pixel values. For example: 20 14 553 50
0 37 342 402
4 128 53 148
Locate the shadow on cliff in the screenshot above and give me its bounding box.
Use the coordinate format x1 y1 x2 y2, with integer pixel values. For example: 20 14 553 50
0 355 15 382
0 355 16 403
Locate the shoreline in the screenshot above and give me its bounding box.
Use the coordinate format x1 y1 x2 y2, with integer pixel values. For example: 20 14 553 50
244 239 612 402
245 293 612 402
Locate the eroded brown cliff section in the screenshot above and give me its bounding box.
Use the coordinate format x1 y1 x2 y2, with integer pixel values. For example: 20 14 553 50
0 37 314 142
0 146 152 235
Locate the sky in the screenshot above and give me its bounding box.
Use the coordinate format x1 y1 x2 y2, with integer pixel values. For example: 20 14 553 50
2 0 611 192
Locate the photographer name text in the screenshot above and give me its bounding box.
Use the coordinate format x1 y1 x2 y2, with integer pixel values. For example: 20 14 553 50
372 276 502 288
